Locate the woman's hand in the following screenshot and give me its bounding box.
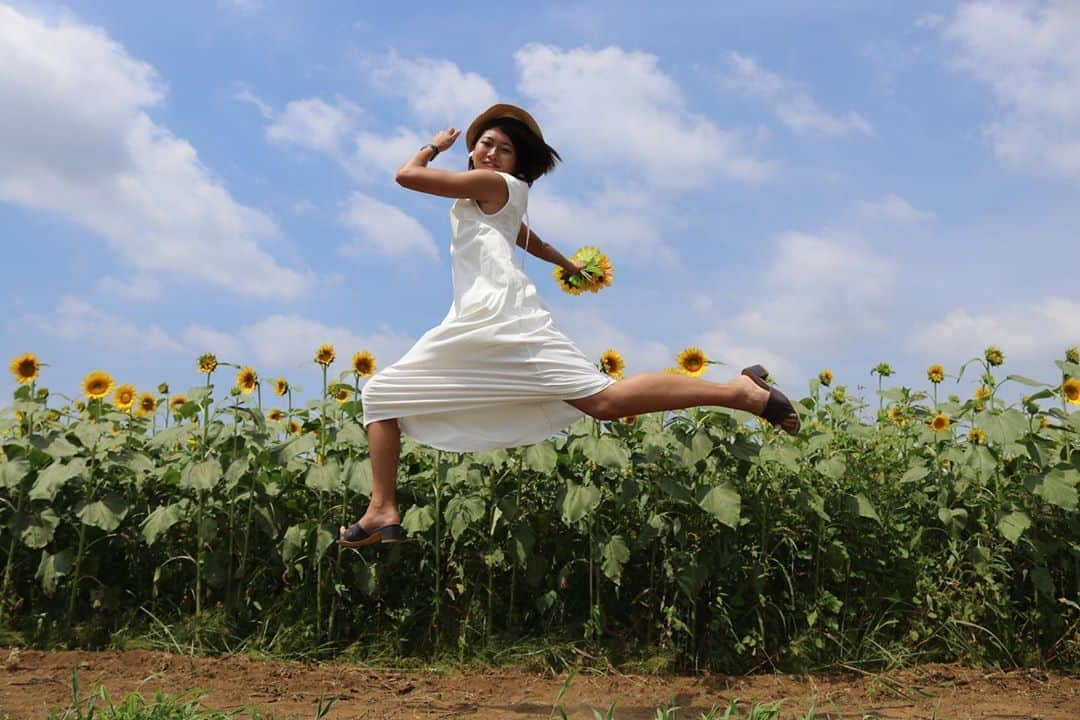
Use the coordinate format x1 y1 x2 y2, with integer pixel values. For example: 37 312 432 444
567 259 592 279
432 128 460 152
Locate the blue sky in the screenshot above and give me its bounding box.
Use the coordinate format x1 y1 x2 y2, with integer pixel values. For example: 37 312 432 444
2 0 1078 411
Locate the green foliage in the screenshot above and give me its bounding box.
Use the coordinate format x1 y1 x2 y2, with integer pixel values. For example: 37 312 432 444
1 354 1078 674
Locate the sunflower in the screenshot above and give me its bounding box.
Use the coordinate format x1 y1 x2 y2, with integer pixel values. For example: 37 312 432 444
134 392 157 417
675 347 708 377
931 413 951 432
236 366 258 394
818 369 833 387
888 405 905 426
334 387 351 404
621 414 638 425
157 382 169 395
314 344 336 367
9 352 40 385
663 367 686 375
1067 346 1080 364
82 370 115 401
600 349 625 379
1063 377 1080 405
287 419 302 435
352 351 377 378
170 395 188 413
554 246 614 295
832 386 847 403
552 266 585 295
968 427 986 444
267 408 285 422
273 378 289 397
74 401 86 413
197 353 218 374
927 364 945 384
984 346 1005 367
113 384 137 411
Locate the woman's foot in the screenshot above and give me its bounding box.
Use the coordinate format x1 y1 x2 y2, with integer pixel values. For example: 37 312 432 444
737 367 800 435
339 507 403 548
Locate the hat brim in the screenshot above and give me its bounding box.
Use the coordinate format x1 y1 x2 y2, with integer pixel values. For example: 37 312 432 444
466 104 544 150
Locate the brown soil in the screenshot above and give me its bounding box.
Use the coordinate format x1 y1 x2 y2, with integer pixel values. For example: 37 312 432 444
0 649 1076 719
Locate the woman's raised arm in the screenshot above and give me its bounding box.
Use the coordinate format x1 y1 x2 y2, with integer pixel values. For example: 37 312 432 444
395 127 507 204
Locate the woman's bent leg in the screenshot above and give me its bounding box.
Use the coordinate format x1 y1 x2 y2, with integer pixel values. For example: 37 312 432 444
343 418 402 535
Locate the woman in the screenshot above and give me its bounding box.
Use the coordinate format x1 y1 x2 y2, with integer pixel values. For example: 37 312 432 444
340 104 799 548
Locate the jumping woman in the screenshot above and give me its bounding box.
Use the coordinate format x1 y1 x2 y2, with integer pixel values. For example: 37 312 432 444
339 104 799 548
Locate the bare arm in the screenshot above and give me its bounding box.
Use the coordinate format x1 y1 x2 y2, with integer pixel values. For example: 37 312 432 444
394 127 507 204
515 225 583 274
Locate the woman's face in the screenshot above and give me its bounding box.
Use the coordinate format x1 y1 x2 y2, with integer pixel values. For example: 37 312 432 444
471 127 517 174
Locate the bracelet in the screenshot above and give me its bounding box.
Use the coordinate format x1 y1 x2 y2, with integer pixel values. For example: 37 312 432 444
421 143 440 160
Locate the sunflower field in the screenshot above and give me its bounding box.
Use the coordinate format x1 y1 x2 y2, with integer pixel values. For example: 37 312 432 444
1 346 1078 672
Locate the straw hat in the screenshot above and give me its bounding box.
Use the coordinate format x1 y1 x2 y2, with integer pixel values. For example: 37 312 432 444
465 104 545 150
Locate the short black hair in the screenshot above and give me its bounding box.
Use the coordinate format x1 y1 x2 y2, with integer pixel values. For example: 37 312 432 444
469 117 561 185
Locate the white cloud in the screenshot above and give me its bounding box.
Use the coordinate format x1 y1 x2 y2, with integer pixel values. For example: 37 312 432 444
942 1 1080 180
339 192 440 262
233 86 273 119
733 231 896 351
515 44 771 189
529 184 678 267
347 127 428 181
98 273 162 301
554 305 673 372
266 97 360 154
855 193 935 224
696 328 803 387
365 51 498 126
724 52 874 137
29 296 183 352
909 298 1080 365
0 6 309 300
186 314 417 373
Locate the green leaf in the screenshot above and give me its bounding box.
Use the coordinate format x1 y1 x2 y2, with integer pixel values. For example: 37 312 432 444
45 436 80 459
343 457 373 494
900 464 929 484
73 421 110 449
1030 566 1054 599
815 455 846 481
281 522 309 565
0 457 29 490
180 458 223 492
305 460 342 494
444 495 486 540
759 444 801 473
578 435 631 469
76 494 128 532
35 549 73 596
601 535 631 585
315 521 336 561
224 457 249 491
523 442 558 473
977 409 1028 445
561 481 602 525
336 421 368 448
845 493 881 523
29 459 86 501
142 502 187 545
1004 374 1047 387
996 510 1032 544
20 508 59 549
697 483 741 529
402 505 435 535
1027 468 1079 511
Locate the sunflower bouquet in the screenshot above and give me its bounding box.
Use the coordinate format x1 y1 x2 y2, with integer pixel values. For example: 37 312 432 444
554 246 614 295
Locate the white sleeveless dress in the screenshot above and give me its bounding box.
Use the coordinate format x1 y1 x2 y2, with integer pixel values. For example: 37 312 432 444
361 172 615 452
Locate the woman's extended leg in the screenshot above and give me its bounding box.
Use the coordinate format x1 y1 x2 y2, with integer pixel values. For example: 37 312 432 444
339 418 403 543
564 372 798 433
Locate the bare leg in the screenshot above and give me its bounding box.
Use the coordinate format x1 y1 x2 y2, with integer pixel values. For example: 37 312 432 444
565 372 798 433
341 418 402 537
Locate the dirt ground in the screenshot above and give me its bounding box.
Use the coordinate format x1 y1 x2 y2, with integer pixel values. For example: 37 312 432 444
1 649 1077 720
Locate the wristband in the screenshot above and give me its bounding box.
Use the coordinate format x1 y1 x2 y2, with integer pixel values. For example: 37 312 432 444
421 143 440 159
